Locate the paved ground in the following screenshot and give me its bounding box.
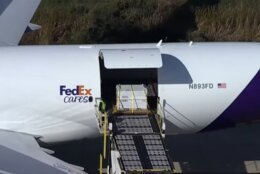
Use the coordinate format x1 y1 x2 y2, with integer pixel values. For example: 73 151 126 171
166 123 260 173
48 123 260 174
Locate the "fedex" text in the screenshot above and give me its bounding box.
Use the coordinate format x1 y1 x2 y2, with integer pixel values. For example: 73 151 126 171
60 85 93 103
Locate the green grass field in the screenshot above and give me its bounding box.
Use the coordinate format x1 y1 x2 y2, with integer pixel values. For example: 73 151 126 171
191 0 260 41
21 0 260 45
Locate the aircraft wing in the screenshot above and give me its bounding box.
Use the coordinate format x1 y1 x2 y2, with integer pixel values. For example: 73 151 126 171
0 130 87 174
0 0 41 46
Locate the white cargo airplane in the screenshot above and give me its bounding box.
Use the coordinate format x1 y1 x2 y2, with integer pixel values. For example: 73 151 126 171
0 0 259 173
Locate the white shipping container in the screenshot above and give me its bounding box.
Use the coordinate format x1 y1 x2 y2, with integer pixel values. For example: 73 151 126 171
116 85 147 110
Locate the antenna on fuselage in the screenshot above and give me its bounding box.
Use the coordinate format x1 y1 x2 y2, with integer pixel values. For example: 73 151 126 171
156 39 163 47
189 41 194 46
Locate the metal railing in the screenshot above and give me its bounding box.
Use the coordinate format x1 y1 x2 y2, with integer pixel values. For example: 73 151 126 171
164 102 197 129
96 97 108 174
156 98 165 133
95 98 109 133
95 98 103 129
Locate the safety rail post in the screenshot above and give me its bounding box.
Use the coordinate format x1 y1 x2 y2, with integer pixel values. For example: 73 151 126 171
143 85 151 113
131 85 134 114
158 99 162 129
103 112 107 159
95 98 104 130
99 154 103 174
117 84 120 112
156 97 165 134
99 112 108 174
145 85 148 111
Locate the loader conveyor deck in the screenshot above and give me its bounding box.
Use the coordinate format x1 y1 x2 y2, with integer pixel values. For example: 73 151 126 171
111 115 173 173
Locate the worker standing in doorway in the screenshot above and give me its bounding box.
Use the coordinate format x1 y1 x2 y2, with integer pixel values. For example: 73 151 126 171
99 99 107 114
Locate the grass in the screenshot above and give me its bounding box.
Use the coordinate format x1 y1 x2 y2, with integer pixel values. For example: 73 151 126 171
22 0 186 44
21 0 260 44
21 0 95 44
190 0 260 41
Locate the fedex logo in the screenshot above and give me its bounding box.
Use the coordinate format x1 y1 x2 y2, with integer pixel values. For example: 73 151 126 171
60 85 93 103
60 85 92 96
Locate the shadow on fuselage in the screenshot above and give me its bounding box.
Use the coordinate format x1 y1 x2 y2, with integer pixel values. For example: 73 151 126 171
159 54 193 84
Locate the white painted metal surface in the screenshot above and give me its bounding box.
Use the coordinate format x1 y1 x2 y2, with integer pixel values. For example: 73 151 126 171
158 42 260 134
0 0 41 45
116 85 147 110
0 131 86 174
0 45 101 143
111 150 121 174
100 48 163 69
0 43 259 143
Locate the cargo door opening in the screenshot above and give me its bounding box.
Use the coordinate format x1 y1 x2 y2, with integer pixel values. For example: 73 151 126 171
98 48 162 113
99 60 158 112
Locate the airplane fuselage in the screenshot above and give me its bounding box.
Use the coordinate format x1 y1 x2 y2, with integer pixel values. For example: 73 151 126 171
0 43 259 143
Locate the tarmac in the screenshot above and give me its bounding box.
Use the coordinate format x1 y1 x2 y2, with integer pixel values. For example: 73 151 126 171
48 122 260 173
